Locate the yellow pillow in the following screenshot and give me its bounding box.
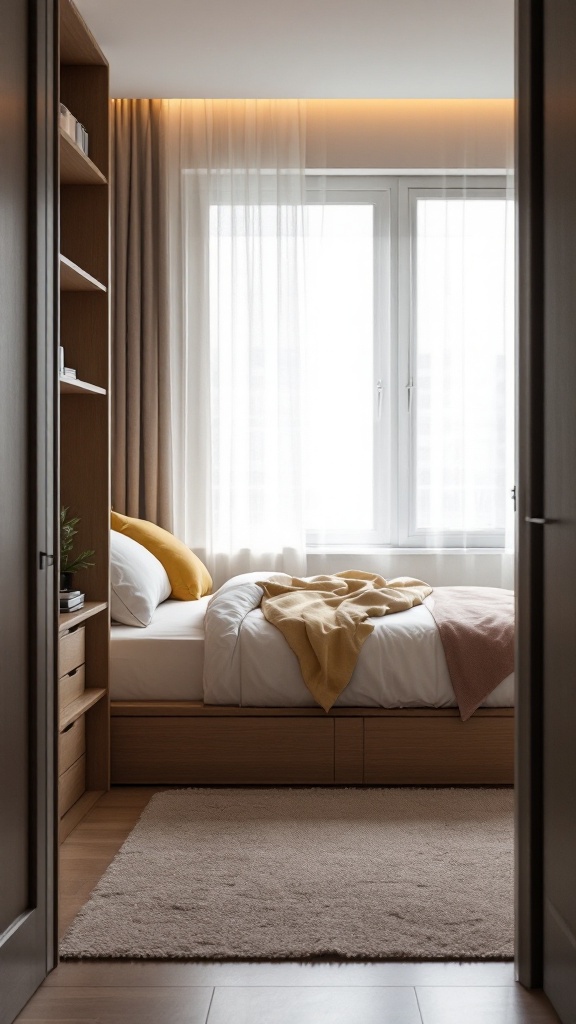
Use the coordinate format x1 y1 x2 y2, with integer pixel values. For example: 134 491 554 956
110 511 212 601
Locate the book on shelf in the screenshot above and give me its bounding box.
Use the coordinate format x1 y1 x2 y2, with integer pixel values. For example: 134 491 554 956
60 602 84 614
60 104 89 157
59 103 76 140
75 120 89 156
59 589 82 601
62 367 77 379
60 594 85 611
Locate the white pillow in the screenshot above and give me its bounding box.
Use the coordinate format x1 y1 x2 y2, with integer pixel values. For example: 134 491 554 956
110 530 172 627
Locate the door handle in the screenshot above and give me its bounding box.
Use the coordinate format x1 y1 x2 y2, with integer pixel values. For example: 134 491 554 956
525 517 554 525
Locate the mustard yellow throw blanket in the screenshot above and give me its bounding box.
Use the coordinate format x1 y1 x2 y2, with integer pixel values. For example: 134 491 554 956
257 572 432 712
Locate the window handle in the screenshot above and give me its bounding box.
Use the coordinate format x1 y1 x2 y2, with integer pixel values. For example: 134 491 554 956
376 379 383 420
406 376 415 412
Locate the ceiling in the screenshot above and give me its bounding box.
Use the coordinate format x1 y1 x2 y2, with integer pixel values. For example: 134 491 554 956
75 0 514 100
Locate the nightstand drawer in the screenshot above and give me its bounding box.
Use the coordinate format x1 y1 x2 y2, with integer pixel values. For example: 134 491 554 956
59 664 85 713
59 716 86 776
59 625 85 677
59 754 86 817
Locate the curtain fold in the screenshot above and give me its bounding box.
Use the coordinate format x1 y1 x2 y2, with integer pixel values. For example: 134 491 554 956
163 100 308 588
112 99 173 529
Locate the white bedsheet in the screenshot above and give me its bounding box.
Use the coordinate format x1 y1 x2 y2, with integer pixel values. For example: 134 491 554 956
203 572 514 709
110 597 209 700
110 574 514 709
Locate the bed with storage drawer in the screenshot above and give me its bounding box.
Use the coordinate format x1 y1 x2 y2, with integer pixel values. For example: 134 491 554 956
108 520 515 787
109 594 514 787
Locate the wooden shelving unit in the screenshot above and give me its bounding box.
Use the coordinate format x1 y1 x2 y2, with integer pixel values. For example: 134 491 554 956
58 0 110 842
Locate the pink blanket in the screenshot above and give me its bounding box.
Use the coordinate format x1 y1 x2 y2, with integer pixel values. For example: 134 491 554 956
424 587 514 721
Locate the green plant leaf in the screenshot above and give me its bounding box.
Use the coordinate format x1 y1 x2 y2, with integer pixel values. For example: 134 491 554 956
60 506 95 574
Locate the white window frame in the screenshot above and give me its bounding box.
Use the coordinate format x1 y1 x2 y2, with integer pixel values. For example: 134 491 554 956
397 176 510 549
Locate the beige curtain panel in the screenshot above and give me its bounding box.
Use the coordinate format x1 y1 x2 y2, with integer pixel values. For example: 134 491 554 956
112 98 173 529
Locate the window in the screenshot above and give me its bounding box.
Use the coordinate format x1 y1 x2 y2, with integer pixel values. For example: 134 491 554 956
304 176 514 549
208 175 514 551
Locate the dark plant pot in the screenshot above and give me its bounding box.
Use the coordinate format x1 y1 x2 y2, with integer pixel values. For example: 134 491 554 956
60 571 75 592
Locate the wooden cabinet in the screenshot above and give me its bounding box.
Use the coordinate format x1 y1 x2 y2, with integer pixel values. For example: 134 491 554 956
57 0 110 842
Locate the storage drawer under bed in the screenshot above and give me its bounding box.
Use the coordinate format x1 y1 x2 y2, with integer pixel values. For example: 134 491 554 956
110 705 514 786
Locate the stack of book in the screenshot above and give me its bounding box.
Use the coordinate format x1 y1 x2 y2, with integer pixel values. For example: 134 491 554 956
59 103 89 156
60 590 85 613
61 366 77 380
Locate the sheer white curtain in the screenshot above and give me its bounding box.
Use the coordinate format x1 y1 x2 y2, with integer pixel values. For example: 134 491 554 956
163 100 308 588
408 176 515 586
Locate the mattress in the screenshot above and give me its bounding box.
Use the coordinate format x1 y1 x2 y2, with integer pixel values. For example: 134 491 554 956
110 587 514 709
110 597 210 701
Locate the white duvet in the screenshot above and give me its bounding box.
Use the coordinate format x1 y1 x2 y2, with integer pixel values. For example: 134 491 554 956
203 572 514 709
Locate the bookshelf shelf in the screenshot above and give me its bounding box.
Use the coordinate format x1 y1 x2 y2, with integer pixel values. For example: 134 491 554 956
60 0 106 64
60 128 107 185
60 688 107 732
59 376 106 396
60 254 106 293
58 600 108 634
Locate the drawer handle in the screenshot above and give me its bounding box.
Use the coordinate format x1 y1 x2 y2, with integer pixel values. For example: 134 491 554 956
62 722 74 734
68 668 78 677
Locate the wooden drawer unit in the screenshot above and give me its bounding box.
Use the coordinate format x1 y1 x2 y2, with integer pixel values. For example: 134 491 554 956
59 664 85 714
363 714 515 785
59 715 86 776
59 625 85 677
59 753 86 817
111 717 335 784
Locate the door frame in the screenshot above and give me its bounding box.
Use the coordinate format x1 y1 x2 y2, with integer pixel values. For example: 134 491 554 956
515 0 545 990
30 0 59 973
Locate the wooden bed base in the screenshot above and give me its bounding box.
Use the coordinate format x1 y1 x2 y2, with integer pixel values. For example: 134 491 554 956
110 702 514 786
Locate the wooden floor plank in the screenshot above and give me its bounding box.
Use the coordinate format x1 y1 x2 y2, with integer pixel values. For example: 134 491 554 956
416 986 561 1023
16 986 213 1023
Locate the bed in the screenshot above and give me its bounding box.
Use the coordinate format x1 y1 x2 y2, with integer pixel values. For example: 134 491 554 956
110 572 515 786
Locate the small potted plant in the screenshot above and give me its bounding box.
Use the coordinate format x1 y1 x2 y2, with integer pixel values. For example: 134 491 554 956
60 506 95 591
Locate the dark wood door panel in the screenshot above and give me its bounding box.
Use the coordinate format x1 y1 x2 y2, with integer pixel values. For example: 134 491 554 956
0 0 55 1020
0 0 30 941
539 1 576 1018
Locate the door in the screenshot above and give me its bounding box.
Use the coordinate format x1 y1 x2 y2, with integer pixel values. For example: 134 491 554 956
0 1 56 1022
516 1 576 1019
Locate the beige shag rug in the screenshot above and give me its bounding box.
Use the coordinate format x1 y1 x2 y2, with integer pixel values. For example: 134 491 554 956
60 787 513 961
